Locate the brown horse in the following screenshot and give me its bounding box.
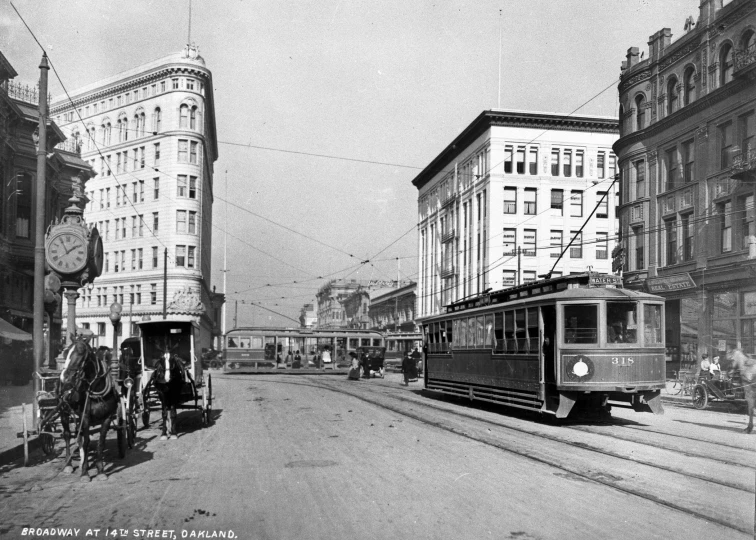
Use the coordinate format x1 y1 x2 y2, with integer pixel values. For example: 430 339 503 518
59 337 120 481
728 348 756 434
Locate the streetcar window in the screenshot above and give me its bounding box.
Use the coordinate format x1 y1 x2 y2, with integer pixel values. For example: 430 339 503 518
227 337 238 348
515 309 527 352
372 338 382 347
459 318 467 347
239 337 251 349
349 338 359 349
361 338 371 347
388 340 395 352
468 317 476 347
527 309 539 353
250 337 263 349
476 316 484 347
446 320 453 350
505 311 516 353
484 315 494 348
643 304 662 344
563 304 598 344
494 312 505 352
606 302 638 344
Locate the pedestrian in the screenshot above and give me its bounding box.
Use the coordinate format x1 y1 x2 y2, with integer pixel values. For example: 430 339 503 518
293 350 302 369
411 347 423 377
347 351 361 380
285 350 293 367
360 350 371 379
401 352 415 386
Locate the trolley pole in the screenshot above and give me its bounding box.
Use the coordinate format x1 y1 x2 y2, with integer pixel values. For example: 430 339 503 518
163 248 167 319
33 53 50 429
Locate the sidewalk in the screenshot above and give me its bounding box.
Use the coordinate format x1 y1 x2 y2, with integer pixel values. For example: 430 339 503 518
0 380 37 467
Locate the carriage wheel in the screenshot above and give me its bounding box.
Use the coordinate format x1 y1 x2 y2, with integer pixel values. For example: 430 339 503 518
141 384 151 428
692 385 709 410
202 375 213 426
126 394 137 449
40 420 55 456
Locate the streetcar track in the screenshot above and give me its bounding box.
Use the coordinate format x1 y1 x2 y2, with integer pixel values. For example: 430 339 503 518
599 422 755 452
218 374 751 535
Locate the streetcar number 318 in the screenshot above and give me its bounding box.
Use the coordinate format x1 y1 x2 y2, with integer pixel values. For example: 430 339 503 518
611 357 634 366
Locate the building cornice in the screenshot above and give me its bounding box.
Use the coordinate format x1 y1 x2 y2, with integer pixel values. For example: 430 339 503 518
412 110 618 190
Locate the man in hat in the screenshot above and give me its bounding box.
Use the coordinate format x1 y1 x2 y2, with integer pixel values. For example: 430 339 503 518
347 351 361 380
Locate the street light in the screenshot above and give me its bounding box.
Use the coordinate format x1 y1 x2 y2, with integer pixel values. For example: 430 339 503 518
109 302 122 375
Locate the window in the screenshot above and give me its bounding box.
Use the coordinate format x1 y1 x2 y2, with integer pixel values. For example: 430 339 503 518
97 322 106 337
551 149 559 176
140 147 145 169
666 148 678 189
503 187 516 214
570 231 582 258
739 112 754 162
189 176 197 198
188 211 197 234
186 78 194 91
138 248 143 269
153 178 159 200
551 189 563 215
136 285 141 304
132 182 137 203
596 232 608 259
153 212 159 232
563 150 572 177
190 141 198 164
139 180 144 202
504 145 513 173
152 247 159 268
180 104 189 128
503 228 516 255
683 67 696 105
176 245 186 266
121 220 125 239
720 201 732 253
607 302 638 344
131 249 136 271
529 148 538 175
596 192 608 218
523 229 536 256
666 220 678 264
564 304 597 344
635 94 646 130
151 284 157 305
667 77 678 115
597 152 605 179
502 270 516 287
190 107 197 130
154 143 160 166
188 246 196 268
720 122 733 169
682 214 694 261
634 160 645 199
550 230 562 258
523 188 536 215
172 78 179 90
177 175 187 197
720 44 733 86
523 271 536 284
570 190 582 217
131 216 137 238
15 173 32 239
742 195 755 250
178 140 188 162
153 108 161 133
682 140 695 183
176 210 187 233
516 146 525 174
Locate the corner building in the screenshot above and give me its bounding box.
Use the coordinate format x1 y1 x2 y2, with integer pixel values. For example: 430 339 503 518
614 0 756 374
413 110 619 321
51 45 223 350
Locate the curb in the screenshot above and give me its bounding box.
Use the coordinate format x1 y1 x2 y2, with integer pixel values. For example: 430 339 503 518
0 436 40 468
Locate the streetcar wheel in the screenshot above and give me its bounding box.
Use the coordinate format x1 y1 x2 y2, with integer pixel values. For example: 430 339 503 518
117 416 126 459
41 432 55 456
692 385 708 410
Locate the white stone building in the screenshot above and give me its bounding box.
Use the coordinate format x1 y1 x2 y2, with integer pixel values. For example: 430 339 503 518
412 110 619 321
50 45 223 350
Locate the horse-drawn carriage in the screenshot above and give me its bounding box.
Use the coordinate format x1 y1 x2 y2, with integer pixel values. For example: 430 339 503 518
138 318 213 438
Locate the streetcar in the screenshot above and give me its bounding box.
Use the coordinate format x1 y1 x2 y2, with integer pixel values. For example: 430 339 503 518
421 272 665 419
384 332 423 371
223 327 384 372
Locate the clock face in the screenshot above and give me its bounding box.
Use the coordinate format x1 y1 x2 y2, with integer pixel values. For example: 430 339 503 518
92 236 104 277
47 233 88 274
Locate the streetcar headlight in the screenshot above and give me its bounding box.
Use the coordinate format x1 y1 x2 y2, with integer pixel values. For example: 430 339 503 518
124 377 134 388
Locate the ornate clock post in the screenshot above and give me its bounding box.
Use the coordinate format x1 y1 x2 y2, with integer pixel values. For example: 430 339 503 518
44 177 104 364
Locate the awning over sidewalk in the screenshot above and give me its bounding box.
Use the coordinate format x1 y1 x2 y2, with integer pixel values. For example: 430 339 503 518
0 318 31 341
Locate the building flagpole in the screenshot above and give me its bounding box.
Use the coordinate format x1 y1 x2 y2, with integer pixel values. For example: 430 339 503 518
498 9 502 109
222 170 228 340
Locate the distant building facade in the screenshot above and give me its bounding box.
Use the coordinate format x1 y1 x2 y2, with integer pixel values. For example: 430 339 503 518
412 110 619 320
315 279 363 329
368 282 417 332
51 45 224 351
0 51 92 381
299 303 317 328
614 0 756 373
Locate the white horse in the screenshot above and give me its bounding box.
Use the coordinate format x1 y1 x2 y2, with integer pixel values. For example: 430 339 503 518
727 348 756 434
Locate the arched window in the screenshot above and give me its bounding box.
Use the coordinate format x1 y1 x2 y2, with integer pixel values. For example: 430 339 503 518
720 44 733 86
667 77 678 115
101 124 107 145
140 112 146 137
190 106 197 130
635 94 646 131
106 123 111 146
180 104 189 129
683 67 696 105
89 127 96 150
153 108 162 133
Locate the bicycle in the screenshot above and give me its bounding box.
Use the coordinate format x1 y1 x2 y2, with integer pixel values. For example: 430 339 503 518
666 370 697 395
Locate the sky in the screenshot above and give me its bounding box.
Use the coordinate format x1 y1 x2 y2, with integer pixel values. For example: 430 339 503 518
2 0 700 327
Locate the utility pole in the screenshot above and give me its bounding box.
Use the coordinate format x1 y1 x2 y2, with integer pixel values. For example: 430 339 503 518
517 246 522 286
162 247 167 319
33 53 49 427
234 299 238 329
222 170 228 341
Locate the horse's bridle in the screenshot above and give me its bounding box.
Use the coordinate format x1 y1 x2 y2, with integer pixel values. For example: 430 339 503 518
61 342 115 402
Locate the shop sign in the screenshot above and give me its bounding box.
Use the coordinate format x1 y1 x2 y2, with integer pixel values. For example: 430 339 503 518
645 273 696 293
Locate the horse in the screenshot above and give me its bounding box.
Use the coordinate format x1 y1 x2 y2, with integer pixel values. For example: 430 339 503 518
151 351 189 440
727 348 756 434
59 337 120 482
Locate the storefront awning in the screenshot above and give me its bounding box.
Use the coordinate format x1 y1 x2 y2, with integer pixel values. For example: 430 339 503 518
0 318 32 341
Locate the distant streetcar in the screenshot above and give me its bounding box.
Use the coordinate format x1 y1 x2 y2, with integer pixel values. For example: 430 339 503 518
421 273 665 419
384 332 423 371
